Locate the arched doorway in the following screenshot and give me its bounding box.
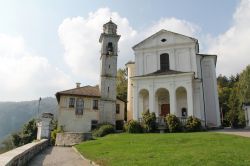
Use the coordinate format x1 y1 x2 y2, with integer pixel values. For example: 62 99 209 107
155 88 170 117
138 89 149 117
176 87 188 117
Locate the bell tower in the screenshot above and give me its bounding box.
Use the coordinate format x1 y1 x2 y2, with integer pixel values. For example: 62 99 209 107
99 20 120 124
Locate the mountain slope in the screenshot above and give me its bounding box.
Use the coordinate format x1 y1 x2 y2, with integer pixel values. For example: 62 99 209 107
0 97 57 141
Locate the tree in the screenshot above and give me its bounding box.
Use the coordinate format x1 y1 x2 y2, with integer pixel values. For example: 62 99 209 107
10 119 37 147
116 68 127 101
238 65 250 104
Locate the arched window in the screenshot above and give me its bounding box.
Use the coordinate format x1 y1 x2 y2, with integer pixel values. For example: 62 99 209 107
160 53 169 71
107 42 113 53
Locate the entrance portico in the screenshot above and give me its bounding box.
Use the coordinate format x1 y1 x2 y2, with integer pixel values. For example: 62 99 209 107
132 72 194 119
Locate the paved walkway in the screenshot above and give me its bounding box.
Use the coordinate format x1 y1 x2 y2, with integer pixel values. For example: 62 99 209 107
28 146 92 166
212 127 250 138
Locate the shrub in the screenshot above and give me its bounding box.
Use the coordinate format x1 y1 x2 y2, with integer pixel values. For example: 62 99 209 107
92 124 115 137
124 120 143 133
185 116 202 131
142 110 157 132
165 114 182 133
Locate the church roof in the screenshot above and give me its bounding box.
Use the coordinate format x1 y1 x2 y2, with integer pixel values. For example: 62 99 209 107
55 85 100 102
132 29 198 50
133 70 193 78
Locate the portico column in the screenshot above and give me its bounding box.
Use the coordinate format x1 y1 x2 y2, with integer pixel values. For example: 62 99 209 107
149 85 155 114
170 88 176 115
187 83 194 116
133 86 139 120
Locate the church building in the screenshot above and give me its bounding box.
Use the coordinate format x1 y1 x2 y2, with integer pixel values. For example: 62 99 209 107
55 20 221 141
126 30 221 127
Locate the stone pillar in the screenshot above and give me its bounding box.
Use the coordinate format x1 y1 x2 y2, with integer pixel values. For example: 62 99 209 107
170 87 176 115
37 113 53 140
133 86 139 120
187 83 194 116
149 85 155 113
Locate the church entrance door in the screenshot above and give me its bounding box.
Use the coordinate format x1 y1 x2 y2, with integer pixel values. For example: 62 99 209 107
160 104 170 117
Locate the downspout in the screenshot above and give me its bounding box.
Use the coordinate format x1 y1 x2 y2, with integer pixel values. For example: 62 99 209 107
200 55 207 128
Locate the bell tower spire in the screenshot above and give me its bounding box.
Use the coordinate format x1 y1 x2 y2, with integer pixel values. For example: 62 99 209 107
99 20 120 124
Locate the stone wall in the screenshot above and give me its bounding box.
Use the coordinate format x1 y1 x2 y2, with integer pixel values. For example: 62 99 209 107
56 132 92 146
0 139 48 166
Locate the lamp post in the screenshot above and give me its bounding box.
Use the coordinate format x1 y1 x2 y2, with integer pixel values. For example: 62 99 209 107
37 97 42 120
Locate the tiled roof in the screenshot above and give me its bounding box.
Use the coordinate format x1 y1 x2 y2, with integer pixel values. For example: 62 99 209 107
55 85 100 102
133 70 192 78
55 85 127 103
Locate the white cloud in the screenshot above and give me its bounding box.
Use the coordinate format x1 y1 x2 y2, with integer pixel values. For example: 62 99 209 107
144 17 200 37
207 0 250 76
58 8 199 84
0 34 73 101
58 8 138 84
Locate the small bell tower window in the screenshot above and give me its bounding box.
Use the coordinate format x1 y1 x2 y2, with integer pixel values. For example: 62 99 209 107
107 42 113 55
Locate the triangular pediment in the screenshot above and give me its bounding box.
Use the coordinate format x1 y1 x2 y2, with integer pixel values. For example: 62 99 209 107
133 30 198 50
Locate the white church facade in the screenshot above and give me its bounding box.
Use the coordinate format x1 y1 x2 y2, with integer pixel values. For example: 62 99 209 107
126 30 221 127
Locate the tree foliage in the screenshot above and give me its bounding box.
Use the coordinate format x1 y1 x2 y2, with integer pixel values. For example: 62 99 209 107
165 114 182 132
116 68 127 101
218 65 250 128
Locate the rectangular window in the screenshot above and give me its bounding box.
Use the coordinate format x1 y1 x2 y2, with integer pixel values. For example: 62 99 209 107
116 104 120 114
91 120 98 130
69 98 75 108
93 100 98 110
75 98 84 115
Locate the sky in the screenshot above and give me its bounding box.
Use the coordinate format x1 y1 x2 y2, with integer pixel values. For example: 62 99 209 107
0 0 249 101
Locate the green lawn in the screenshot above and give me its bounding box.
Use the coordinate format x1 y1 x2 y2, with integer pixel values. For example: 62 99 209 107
75 132 250 166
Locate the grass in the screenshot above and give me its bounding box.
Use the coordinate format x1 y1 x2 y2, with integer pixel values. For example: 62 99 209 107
75 132 250 166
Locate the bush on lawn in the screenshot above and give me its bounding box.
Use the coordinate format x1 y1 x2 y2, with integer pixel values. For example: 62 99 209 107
142 110 157 132
92 124 115 137
124 120 143 133
185 116 202 131
165 114 182 132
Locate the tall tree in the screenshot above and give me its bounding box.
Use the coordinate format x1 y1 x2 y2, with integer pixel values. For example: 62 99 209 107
238 65 250 104
116 68 127 101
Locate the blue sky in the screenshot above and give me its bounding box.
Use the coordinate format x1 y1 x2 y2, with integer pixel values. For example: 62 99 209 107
0 0 249 101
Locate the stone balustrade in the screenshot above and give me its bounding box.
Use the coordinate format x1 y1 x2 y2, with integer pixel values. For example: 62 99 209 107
0 139 48 166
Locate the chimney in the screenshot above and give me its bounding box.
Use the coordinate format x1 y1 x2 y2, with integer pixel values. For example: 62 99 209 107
76 82 81 88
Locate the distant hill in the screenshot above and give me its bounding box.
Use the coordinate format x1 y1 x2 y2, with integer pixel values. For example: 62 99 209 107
0 97 57 142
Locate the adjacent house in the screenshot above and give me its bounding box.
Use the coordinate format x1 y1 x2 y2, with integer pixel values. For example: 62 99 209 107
55 84 125 132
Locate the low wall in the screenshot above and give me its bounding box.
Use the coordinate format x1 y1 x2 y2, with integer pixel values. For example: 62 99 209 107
0 139 48 166
56 132 92 146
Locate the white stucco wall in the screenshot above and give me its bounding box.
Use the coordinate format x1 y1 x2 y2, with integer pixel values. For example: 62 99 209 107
134 31 198 77
201 56 221 126
126 63 135 121
58 95 126 132
244 105 250 126
58 95 99 133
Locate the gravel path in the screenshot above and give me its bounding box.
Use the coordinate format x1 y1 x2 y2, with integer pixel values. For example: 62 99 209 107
28 146 92 166
212 128 250 138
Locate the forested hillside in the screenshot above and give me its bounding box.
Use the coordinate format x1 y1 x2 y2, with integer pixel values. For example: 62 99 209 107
0 97 57 142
